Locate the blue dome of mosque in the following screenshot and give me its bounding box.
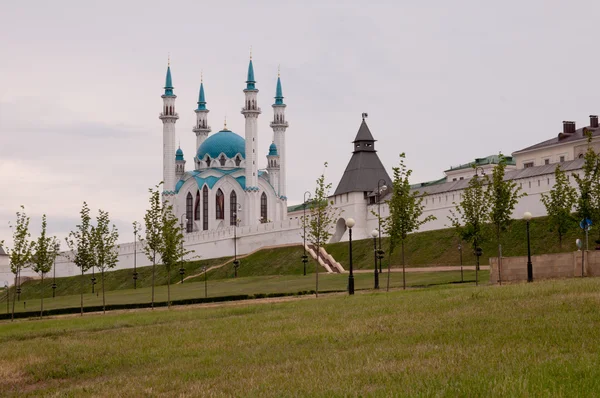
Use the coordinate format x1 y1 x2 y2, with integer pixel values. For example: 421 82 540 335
197 130 246 160
175 147 184 161
268 142 278 156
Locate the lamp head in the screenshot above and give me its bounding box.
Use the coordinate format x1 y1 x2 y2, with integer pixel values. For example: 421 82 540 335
371 229 378 238
523 211 532 221
345 218 356 228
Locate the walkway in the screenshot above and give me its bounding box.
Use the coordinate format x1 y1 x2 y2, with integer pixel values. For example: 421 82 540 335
354 265 490 273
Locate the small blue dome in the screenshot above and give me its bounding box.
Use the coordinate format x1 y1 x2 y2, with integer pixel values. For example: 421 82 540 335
268 142 278 156
197 130 246 161
175 147 184 161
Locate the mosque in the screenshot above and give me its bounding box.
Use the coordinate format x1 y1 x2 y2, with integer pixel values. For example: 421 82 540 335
161 57 289 232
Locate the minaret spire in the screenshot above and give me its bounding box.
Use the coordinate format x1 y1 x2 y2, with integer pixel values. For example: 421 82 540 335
271 68 288 206
159 59 179 200
193 72 210 167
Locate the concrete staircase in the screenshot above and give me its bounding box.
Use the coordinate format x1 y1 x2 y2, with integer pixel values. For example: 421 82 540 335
307 244 345 273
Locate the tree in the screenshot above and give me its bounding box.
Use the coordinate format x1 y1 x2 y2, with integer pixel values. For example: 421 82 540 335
541 164 577 247
6 206 35 321
31 215 59 319
448 169 490 283
383 153 435 291
158 203 193 308
143 184 163 309
66 202 94 316
303 163 340 297
91 209 119 314
573 132 600 240
486 154 525 284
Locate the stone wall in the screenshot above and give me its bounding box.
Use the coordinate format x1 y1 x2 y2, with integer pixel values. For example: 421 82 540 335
489 250 600 284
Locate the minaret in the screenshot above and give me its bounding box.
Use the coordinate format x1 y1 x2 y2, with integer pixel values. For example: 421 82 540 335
159 59 179 196
175 146 185 180
270 67 288 200
193 73 210 167
266 142 280 195
241 53 261 225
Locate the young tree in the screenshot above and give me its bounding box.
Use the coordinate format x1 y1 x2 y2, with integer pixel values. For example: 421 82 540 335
303 163 340 297
573 132 600 240
541 164 577 248
143 184 163 309
383 153 436 291
448 169 490 284
66 202 94 316
158 203 193 308
486 154 525 284
91 209 119 314
6 206 35 321
31 215 59 319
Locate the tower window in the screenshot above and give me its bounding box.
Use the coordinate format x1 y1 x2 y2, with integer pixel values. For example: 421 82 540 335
230 191 237 226
260 192 267 222
235 155 241 167
216 189 224 220
205 156 211 167
203 186 208 230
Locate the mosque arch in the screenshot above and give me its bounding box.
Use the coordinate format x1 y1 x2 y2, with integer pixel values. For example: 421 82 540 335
219 154 226 166
260 192 267 222
330 218 347 243
203 185 209 230
186 192 193 232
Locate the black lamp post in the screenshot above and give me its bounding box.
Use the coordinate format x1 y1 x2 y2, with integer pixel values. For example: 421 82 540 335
203 265 208 298
458 243 464 283
474 241 482 286
371 229 379 289
302 191 311 276
233 210 240 277
91 267 96 294
133 221 139 289
346 218 356 295
376 179 387 273
179 214 188 283
524 211 533 282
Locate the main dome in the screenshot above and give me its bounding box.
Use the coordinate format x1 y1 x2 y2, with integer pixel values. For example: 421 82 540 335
197 130 246 160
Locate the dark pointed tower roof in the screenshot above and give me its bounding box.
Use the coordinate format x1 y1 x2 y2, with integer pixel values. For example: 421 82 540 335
333 117 392 196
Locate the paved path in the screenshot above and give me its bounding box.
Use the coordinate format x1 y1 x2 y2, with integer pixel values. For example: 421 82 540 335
354 265 490 273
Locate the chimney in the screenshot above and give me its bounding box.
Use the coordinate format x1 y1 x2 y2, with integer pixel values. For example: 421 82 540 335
591 115 598 128
562 121 576 134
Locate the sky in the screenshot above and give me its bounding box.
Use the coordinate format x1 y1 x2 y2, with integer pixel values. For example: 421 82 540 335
1 0 599 247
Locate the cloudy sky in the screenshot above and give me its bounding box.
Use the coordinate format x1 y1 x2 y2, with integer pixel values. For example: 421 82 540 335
1 0 598 247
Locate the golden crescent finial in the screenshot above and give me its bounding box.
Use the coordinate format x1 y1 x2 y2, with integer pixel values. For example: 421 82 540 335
168 53 171 67
250 46 253 60
201 69 203 83
278 64 280 78
224 116 227 130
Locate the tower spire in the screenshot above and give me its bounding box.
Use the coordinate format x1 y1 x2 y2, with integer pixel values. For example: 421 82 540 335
246 51 256 90
274 69 284 105
164 58 174 97
193 72 211 165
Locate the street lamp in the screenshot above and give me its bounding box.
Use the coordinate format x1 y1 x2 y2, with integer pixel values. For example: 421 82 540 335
179 214 188 283
458 243 463 283
233 204 241 277
133 221 139 289
371 229 379 289
302 191 312 276
376 179 387 273
524 211 533 282
346 218 356 295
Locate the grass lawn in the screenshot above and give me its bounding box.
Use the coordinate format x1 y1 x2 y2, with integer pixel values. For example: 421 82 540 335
3 269 488 315
2 277 600 396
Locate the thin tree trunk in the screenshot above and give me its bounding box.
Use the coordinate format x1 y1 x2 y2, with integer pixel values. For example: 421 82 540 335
315 244 319 298
402 241 406 290
40 273 44 319
102 268 106 314
151 254 156 309
80 267 84 316
167 267 171 309
497 225 502 286
386 251 392 292
11 267 18 321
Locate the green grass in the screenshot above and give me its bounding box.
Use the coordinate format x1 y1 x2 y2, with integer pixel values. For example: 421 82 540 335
3 270 487 315
2 277 600 396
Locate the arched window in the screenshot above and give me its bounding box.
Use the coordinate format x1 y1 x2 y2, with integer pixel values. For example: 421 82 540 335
194 190 200 220
203 186 208 230
205 156 211 167
186 192 193 233
235 155 241 167
230 191 237 226
219 155 226 166
260 192 267 222
216 189 224 220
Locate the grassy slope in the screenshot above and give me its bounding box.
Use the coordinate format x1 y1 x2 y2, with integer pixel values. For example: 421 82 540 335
2 277 600 396
326 215 592 270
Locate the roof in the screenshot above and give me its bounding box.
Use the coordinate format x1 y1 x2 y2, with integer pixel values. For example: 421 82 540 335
164 66 174 96
175 147 184 161
414 158 585 196
246 60 256 90
175 168 246 193
274 76 284 105
196 82 207 111
513 126 600 154
197 130 245 160
268 142 278 156
445 155 515 172
334 120 391 196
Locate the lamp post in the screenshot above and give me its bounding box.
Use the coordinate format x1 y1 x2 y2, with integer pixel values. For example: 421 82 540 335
203 265 208 298
458 243 463 283
474 242 482 286
524 211 533 282
179 214 188 283
376 179 387 273
346 218 356 295
133 222 139 289
302 191 312 276
233 206 241 277
371 229 379 289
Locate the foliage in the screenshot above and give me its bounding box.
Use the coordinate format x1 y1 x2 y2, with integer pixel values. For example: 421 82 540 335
144 183 164 308
303 163 341 296
6 205 35 319
31 214 59 318
91 209 120 313
65 202 94 315
448 169 490 250
541 164 577 246
573 132 600 238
